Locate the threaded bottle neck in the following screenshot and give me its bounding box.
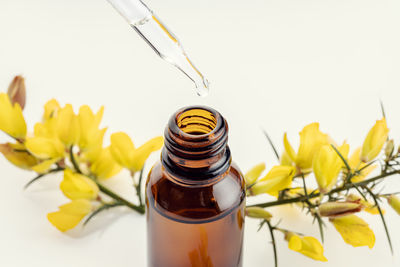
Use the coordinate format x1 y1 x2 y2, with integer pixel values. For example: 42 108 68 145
162 106 231 183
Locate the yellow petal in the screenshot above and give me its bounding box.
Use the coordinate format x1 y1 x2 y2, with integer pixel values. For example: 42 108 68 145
361 118 389 162
0 93 27 139
330 215 375 248
47 199 92 232
25 137 65 159
296 123 329 170
0 143 38 170
244 163 266 186
349 147 377 182
130 136 164 172
43 99 61 121
60 169 99 200
55 104 80 146
33 119 58 139
78 105 104 149
90 147 122 179
364 204 384 215
287 234 327 262
80 128 107 163
31 158 59 174
280 150 294 166
388 195 400 215
110 132 136 168
313 145 344 193
283 133 296 163
251 165 296 196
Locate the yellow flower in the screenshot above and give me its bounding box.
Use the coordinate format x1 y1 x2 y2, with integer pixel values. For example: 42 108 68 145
245 207 272 220
283 123 330 171
43 99 61 121
60 169 99 200
330 215 375 248
110 132 163 172
25 136 65 159
0 142 38 170
26 104 81 161
250 165 296 196
55 104 80 146
47 199 92 232
285 233 327 262
387 195 400 215
348 147 377 183
0 93 27 139
244 163 265 186
361 118 389 163
313 143 348 193
90 147 122 179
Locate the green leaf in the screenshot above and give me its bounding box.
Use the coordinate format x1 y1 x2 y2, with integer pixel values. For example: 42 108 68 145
262 129 280 162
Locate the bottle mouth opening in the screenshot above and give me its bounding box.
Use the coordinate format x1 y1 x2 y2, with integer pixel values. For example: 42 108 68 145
164 105 231 181
176 108 218 136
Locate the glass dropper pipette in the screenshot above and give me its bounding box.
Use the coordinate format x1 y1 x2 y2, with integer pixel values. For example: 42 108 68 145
107 0 209 96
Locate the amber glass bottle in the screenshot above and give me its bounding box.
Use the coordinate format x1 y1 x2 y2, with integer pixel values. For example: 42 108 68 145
146 106 246 267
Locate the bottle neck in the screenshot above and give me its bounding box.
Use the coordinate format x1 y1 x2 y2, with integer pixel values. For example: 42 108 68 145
162 106 231 183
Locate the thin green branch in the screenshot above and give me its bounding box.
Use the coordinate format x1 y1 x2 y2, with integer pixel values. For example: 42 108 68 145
364 186 393 254
24 167 64 190
69 146 82 174
84 202 124 226
331 144 351 172
380 100 387 119
262 129 280 162
266 220 278 267
247 170 400 209
135 166 145 208
96 182 145 214
314 213 325 243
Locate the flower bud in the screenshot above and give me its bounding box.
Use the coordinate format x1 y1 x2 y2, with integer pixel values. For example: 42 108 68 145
7 75 26 110
361 118 389 163
245 207 272 221
319 201 363 218
387 195 400 215
384 139 394 159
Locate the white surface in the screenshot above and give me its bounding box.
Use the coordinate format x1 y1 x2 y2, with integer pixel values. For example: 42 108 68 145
0 0 400 266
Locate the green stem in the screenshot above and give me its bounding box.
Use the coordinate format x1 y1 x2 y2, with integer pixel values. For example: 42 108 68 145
24 167 64 189
247 170 400 209
136 167 145 207
69 146 82 174
96 182 145 214
266 221 278 267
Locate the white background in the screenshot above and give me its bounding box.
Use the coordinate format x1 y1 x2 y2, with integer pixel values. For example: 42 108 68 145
0 0 400 266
